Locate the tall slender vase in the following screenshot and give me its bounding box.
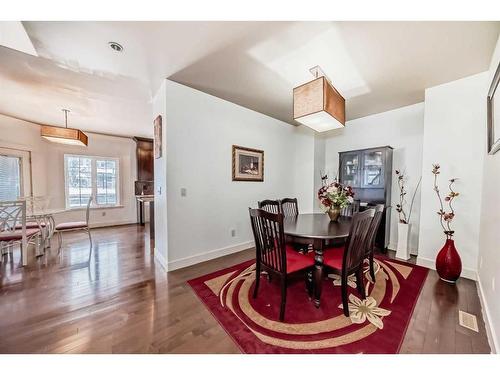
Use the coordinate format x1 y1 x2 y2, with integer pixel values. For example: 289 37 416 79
396 223 411 260
435 238 462 283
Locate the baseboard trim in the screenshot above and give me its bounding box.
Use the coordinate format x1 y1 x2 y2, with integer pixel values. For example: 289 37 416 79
476 273 498 354
416 256 477 280
89 220 137 229
167 241 254 271
154 250 168 272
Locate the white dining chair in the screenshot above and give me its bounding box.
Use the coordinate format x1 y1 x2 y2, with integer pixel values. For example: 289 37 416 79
0 200 41 266
54 197 93 262
18 195 51 250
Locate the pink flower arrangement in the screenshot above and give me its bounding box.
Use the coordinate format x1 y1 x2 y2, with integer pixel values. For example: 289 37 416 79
318 180 355 211
432 164 459 238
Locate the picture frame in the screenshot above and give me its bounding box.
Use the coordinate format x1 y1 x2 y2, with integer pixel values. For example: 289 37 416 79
487 59 500 155
154 115 162 159
232 145 264 182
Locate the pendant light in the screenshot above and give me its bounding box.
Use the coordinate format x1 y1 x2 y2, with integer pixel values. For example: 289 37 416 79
41 109 88 147
293 66 345 132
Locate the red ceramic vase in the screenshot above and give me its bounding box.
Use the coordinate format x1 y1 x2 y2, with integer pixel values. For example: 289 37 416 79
435 238 462 283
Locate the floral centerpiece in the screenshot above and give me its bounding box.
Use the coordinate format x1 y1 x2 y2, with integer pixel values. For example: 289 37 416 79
318 180 354 221
431 164 461 282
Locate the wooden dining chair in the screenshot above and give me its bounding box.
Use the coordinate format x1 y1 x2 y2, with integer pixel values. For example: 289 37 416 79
249 208 315 321
364 204 385 282
340 199 360 217
55 197 93 262
258 199 281 214
321 209 375 316
280 198 298 217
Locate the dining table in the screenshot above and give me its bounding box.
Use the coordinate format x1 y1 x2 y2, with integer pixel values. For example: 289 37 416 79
283 213 352 308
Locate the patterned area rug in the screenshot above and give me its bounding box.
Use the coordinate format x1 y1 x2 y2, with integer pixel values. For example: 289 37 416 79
188 256 428 354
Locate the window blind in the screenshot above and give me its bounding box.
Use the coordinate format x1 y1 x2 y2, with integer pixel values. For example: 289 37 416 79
0 154 21 201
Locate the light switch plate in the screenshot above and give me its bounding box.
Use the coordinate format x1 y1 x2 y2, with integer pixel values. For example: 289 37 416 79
181 188 187 197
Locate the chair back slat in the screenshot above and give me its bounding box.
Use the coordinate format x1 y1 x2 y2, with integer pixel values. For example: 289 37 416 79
343 209 374 271
249 208 286 274
258 199 281 214
280 198 298 217
341 199 360 217
365 204 385 255
0 200 26 233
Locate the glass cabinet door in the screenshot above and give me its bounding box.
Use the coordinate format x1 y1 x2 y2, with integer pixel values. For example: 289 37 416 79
361 149 384 188
340 152 360 187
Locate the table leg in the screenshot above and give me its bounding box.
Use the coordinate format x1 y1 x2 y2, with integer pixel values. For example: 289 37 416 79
313 238 325 308
139 201 144 226
34 216 44 257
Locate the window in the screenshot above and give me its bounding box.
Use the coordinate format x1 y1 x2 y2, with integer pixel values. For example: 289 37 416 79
64 154 119 209
0 154 22 201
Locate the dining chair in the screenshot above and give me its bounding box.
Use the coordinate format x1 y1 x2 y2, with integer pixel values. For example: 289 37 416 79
249 208 315 321
280 198 299 217
340 199 360 217
321 209 375 316
280 197 309 253
17 196 51 249
364 204 385 282
0 200 40 266
55 197 93 262
257 199 281 214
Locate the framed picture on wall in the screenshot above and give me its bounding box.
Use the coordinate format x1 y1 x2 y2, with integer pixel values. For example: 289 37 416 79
232 145 264 182
154 115 162 159
487 59 500 155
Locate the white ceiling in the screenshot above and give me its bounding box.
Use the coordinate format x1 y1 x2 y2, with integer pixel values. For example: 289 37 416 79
0 21 499 137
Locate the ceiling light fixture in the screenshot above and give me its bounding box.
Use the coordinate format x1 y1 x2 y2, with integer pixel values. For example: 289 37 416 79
41 109 88 147
108 42 123 52
293 66 345 132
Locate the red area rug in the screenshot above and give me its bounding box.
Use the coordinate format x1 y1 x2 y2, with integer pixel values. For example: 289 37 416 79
188 256 428 354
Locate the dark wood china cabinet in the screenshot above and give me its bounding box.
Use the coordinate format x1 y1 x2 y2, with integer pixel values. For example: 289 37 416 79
339 146 393 251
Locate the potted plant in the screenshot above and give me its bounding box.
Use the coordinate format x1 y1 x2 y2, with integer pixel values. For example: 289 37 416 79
318 179 354 222
394 170 421 260
432 164 461 282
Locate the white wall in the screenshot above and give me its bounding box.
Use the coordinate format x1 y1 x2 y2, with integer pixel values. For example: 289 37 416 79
324 103 424 254
417 72 489 280
0 113 137 227
158 80 316 270
152 80 168 270
477 35 500 353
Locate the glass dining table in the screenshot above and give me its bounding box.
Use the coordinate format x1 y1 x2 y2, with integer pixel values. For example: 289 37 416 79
283 213 352 308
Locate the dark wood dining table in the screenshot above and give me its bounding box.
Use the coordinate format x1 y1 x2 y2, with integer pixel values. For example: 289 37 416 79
283 213 352 308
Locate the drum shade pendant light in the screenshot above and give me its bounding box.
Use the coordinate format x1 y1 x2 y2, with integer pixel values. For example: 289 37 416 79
41 109 88 147
293 66 345 132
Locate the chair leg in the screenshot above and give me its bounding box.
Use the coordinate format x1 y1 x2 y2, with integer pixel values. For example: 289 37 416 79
305 270 313 297
279 277 287 322
356 268 366 299
57 231 63 253
253 263 261 299
369 252 376 282
341 273 349 317
87 228 93 262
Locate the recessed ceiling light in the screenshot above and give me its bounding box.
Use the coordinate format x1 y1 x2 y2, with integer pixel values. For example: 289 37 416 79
108 42 123 52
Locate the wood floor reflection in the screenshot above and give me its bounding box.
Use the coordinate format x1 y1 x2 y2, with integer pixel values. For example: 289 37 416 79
0 224 491 353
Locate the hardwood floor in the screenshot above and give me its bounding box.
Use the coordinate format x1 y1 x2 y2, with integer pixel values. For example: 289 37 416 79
0 224 491 354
